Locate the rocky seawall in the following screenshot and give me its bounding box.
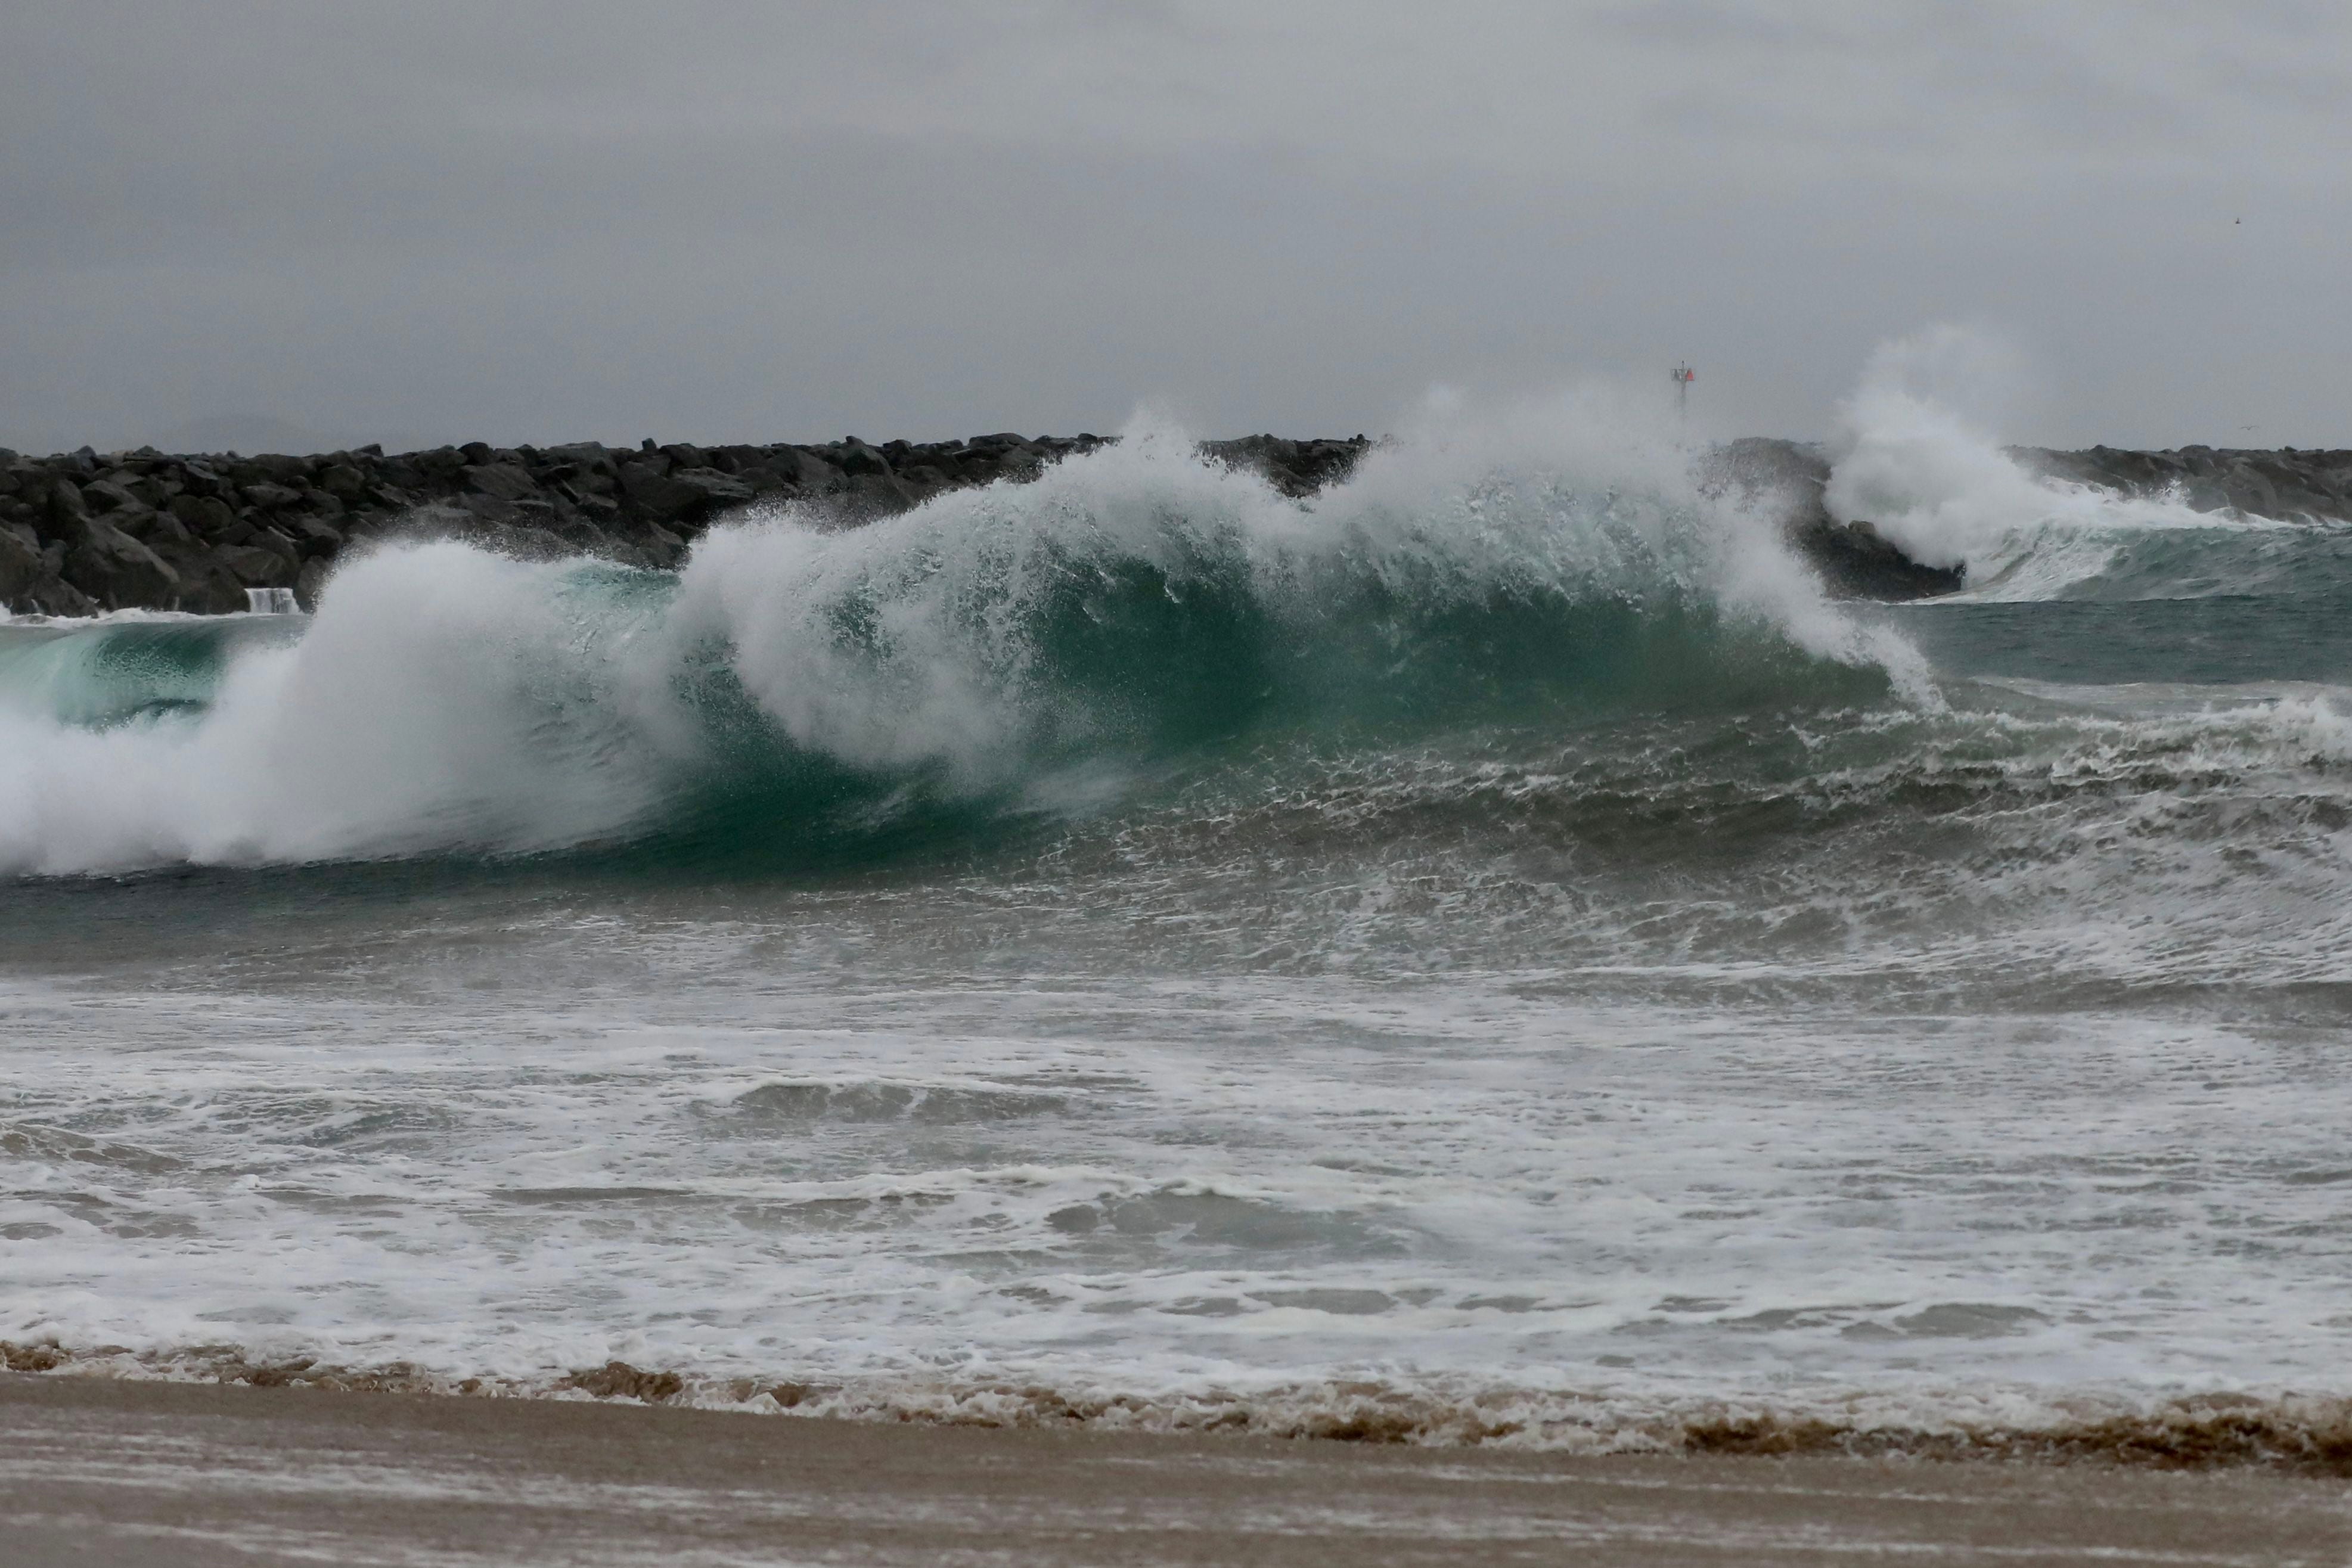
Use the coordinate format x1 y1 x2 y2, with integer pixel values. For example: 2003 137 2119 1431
0 433 1364 617
2 433 2346 616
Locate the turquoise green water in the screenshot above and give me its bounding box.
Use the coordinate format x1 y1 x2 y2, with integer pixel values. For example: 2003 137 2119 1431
4 442 2351 1453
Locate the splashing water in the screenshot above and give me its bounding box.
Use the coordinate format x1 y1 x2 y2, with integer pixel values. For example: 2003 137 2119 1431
5 383 2352 1462
0 410 1912 876
1822 325 2329 603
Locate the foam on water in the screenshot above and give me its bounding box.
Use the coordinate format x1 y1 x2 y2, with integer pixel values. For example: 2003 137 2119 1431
7 943 2352 1460
5 372 2352 1462
0 409 1913 877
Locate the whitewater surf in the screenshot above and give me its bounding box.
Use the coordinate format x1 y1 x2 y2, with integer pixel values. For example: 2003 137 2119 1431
5 398 2352 1464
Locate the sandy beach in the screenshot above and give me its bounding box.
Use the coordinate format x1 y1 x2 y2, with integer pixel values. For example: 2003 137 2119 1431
5 1373 2348 1566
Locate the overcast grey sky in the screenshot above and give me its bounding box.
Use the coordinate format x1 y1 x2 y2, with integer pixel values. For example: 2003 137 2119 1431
5 1 2347 454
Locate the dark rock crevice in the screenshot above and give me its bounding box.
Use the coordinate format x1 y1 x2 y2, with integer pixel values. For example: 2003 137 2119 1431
1700 438 1968 601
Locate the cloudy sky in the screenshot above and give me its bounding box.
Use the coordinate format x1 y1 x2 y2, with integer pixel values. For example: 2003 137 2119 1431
5 1 2346 454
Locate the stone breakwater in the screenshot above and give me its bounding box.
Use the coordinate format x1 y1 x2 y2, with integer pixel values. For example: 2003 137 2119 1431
0 433 1364 616
2 432 2346 615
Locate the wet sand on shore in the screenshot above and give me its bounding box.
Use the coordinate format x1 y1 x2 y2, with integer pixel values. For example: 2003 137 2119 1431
5 1371 2350 1566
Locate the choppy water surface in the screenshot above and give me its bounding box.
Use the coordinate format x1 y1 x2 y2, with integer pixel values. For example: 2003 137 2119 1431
5 412 2351 1455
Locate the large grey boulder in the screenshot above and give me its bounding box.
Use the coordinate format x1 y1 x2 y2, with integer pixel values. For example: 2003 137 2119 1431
543 440 612 463
64 516 182 608
217 544 294 586
295 557 333 610
464 463 541 503
119 505 194 549
44 476 91 529
318 463 370 499
170 493 239 536
240 480 304 510
618 464 754 524
78 477 147 516
153 549 254 614
24 577 97 617
281 514 345 552
775 447 841 489
838 471 916 517
0 525 47 607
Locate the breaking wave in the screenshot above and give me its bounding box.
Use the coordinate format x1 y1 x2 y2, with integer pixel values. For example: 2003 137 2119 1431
14 361 2352 1491
0 417 1912 877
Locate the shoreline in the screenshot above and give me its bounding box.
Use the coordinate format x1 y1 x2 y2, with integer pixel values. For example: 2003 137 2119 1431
10 1342 2352 1474
6 1372 2348 1567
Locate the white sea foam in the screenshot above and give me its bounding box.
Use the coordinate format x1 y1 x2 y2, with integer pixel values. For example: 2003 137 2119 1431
0 403 1900 876
8 939 2352 1451
1823 325 2288 601
5 676 2350 1448
0 542 675 873
6 380 2350 1456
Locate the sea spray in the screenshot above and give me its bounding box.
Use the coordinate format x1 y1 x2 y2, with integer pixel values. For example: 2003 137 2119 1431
5 383 2352 1452
0 409 1907 877
1821 324 2307 598
0 545 681 873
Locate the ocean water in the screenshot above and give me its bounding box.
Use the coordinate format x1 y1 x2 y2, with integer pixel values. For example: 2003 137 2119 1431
5 409 2351 1457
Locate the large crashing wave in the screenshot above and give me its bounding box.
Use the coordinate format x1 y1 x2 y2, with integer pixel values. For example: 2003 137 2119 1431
0 418 1913 877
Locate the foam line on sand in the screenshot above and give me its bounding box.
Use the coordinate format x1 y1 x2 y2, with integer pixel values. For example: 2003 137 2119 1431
5 1373 2350 1567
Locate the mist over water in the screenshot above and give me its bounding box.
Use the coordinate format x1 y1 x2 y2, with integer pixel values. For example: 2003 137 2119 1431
5 373 2352 1454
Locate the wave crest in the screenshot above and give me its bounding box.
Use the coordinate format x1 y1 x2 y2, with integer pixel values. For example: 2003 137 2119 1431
0 417 1903 876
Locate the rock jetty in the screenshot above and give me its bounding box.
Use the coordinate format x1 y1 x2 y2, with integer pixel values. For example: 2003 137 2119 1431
1 433 2344 615
0 433 1367 617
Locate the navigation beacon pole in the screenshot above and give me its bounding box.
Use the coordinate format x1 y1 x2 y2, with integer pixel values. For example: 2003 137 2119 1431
1671 362 1695 426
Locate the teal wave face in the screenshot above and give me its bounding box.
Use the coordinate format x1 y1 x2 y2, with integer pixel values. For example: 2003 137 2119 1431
0 562 1888 746
0 439 1909 877
744 544 1891 763
0 615 304 730
589 589 1900 878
